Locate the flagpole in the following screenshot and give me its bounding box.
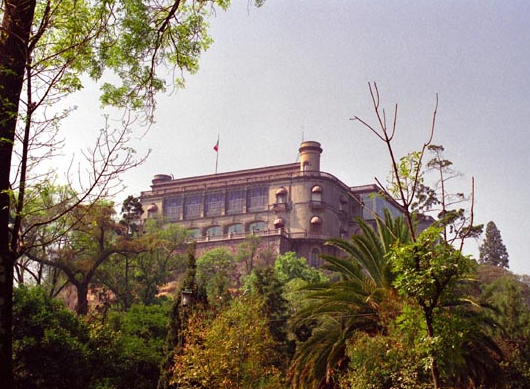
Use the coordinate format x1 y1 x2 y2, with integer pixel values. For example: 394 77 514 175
215 134 219 174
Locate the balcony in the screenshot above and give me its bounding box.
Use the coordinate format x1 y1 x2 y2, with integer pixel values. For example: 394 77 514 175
309 200 323 210
272 202 289 212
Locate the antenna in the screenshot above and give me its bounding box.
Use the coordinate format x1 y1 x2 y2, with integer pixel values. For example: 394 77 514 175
296 130 304 162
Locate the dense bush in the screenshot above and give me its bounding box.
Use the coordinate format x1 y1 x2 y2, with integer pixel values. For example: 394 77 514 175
13 287 93 389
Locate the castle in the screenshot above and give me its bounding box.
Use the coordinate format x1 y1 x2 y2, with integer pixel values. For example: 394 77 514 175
139 141 404 265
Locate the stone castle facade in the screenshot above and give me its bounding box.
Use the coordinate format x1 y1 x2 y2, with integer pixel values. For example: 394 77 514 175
139 141 404 265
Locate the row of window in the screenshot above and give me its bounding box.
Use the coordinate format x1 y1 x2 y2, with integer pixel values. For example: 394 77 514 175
161 185 327 220
187 221 267 238
187 216 324 238
163 187 268 220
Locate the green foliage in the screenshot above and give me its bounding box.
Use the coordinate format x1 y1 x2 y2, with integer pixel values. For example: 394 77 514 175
274 251 327 285
390 228 505 387
196 247 236 305
105 302 171 389
22 0 235 113
388 151 426 210
13 286 172 389
97 222 188 309
341 325 431 389
249 267 293 358
289 212 409 389
12 287 92 389
480 270 530 387
172 296 287 389
157 243 198 389
479 221 509 268
119 195 144 238
391 226 473 308
235 235 262 276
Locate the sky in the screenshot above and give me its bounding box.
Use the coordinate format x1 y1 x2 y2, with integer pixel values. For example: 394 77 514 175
63 0 530 274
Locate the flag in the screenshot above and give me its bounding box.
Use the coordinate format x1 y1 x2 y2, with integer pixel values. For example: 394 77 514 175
213 139 219 152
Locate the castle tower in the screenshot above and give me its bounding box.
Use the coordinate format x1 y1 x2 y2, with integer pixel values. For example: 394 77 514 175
299 141 322 172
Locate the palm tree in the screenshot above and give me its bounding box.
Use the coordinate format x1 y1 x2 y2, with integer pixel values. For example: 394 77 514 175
289 210 409 389
289 209 504 389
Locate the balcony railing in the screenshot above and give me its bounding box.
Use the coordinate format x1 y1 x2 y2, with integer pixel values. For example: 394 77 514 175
191 228 335 243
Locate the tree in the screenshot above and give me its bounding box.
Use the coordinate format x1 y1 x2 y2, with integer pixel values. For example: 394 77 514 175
390 227 503 388
172 296 286 389
235 235 262 276
12 287 93 389
479 221 509 268
120 195 145 238
249 267 293 360
0 0 237 385
157 242 198 389
196 247 237 305
351 82 486 388
289 211 409 389
479 269 530 387
23 201 141 315
105 302 171 389
97 219 189 309
274 251 327 285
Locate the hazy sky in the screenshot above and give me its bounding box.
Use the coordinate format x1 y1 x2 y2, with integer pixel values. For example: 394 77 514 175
64 0 530 274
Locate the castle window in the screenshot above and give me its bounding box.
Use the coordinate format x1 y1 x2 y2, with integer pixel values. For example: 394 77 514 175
311 185 323 203
339 195 348 211
205 192 224 217
309 248 321 267
187 228 200 238
275 187 287 204
163 197 182 221
303 161 310 171
184 195 202 219
310 215 322 235
248 221 266 233
206 225 222 237
227 223 243 235
227 189 245 214
247 187 268 211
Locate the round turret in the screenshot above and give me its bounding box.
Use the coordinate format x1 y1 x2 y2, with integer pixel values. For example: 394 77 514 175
299 141 322 172
151 174 172 185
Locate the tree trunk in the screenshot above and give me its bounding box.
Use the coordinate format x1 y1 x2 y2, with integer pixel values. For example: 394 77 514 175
76 282 90 316
424 308 441 389
0 1 37 388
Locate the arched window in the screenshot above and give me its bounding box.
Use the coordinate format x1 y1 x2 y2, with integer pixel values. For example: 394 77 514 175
206 225 222 237
303 161 310 171
339 195 347 211
227 223 243 236
275 187 287 204
311 185 322 203
147 203 158 219
309 248 321 267
187 228 200 238
310 215 322 235
248 221 266 233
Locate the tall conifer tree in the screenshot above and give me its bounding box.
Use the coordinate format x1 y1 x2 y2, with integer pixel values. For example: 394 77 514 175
479 221 509 268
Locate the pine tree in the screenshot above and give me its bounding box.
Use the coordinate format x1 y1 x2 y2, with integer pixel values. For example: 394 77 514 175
479 221 509 268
